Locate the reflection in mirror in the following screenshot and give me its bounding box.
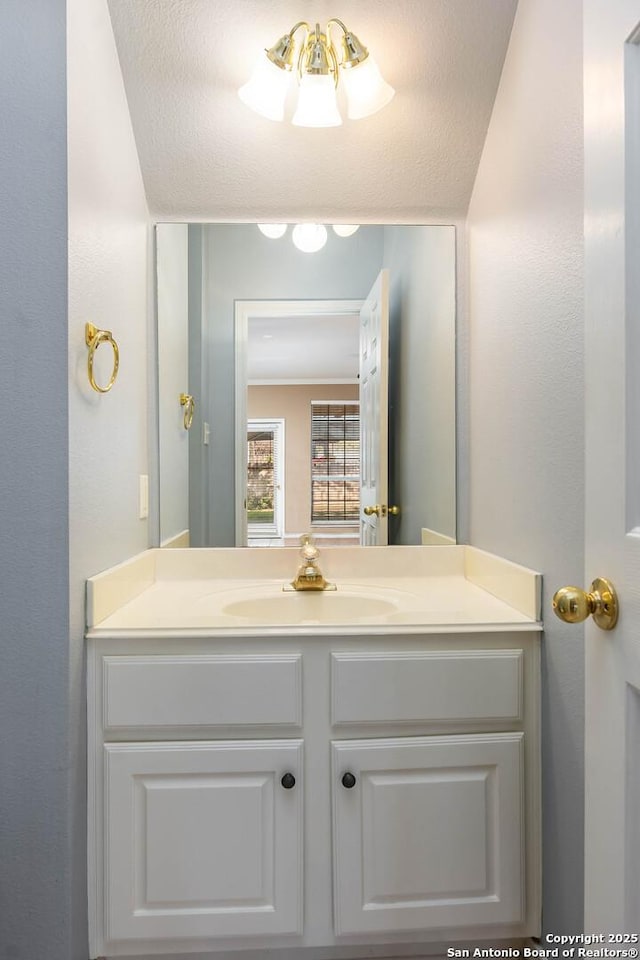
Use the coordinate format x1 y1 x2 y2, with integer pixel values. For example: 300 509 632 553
235 298 365 549
156 224 456 549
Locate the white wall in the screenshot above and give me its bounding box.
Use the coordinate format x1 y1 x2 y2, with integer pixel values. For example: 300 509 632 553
467 0 584 934
67 0 151 954
68 0 151 592
384 225 457 543
157 224 189 544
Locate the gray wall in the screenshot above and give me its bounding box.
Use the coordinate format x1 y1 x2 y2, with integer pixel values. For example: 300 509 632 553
0 1 151 958
188 226 209 547
0 2 71 957
202 224 385 546
384 226 457 544
467 0 584 934
157 224 190 544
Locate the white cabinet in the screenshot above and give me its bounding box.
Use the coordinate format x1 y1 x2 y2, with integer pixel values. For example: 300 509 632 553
88 634 540 958
104 740 303 943
332 734 524 935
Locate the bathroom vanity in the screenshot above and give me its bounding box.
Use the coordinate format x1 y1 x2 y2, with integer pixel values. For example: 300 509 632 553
86 545 542 959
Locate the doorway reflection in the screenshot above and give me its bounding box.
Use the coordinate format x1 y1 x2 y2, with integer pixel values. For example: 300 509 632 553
246 419 284 543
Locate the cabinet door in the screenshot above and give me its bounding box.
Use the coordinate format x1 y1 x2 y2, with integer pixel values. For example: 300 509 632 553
332 734 524 935
104 740 303 942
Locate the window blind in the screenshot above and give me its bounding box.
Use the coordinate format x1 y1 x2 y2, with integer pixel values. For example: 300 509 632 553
310 402 360 522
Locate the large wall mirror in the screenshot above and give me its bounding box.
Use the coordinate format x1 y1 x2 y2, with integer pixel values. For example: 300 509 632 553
156 223 456 548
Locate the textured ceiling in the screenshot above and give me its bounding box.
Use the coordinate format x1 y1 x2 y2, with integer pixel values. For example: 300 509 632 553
248 314 359 383
107 0 518 222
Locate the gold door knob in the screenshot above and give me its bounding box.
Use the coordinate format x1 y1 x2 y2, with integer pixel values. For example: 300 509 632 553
388 505 400 516
552 577 618 631
363 505 380 517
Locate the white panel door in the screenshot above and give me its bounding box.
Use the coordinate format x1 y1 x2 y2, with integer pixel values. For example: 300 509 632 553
360 270 390 545
583 1 640 930
246 418 285 540
104 740 303 942
332 735 524 935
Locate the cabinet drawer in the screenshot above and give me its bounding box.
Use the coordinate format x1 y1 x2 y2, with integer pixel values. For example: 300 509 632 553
331 650 523 726
102 654 302 731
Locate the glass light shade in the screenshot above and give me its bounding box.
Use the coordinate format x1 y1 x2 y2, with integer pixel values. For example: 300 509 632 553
332 224 360 237
292 224 328 253
238 55 291 122
292 74 342 127
340 55 395 120
257 223 288 239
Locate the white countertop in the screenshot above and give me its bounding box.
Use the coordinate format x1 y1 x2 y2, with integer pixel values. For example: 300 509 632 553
86 545 542 639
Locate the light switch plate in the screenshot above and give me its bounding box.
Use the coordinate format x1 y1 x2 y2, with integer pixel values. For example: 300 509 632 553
138 474 149 520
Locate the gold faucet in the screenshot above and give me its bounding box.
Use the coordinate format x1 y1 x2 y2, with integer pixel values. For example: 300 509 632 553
290 534 335 591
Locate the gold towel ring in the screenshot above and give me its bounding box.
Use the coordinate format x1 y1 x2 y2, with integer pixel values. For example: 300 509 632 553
85 323 120 394
180 393 195 430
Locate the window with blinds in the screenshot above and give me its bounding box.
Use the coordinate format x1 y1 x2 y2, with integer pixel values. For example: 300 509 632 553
311 402 360 523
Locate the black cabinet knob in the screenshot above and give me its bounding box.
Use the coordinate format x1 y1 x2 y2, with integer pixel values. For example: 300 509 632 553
341 772 357 789
281 772 296 789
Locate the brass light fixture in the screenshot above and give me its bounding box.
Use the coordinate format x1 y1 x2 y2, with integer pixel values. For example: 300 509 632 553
238 19 395 127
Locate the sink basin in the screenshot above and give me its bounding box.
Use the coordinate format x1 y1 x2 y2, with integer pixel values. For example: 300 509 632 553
222 592 398 624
